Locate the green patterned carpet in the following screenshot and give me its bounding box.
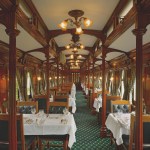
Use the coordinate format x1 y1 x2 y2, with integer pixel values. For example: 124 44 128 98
41 91 116 150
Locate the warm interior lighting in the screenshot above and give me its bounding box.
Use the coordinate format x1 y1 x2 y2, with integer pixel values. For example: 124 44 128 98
79 55 82 58
71 55 74 59
59 20 68 31
80 44 84 49
66 42 84 50
73 47 77 51
84 18 92 27
66 45 70 49
110 77 114 81
37 76 41 81
59 10 92 35
75 26 83 34
49 77 52 80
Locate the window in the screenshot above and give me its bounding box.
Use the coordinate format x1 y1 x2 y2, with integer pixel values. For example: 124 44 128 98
27 72 32 97
121 70 125 99
16 77 20 100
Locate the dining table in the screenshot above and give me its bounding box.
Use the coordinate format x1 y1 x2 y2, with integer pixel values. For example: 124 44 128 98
105 112 131 145
93 96 102 112
23 113 77 148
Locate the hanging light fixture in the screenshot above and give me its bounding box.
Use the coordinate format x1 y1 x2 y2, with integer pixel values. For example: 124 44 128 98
59 9 92 34
65 42 84 50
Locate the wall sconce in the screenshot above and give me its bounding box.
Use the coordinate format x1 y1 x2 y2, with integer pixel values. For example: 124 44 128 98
99 76 102 80
119 16 124 24
37 76 41 81
110 77 114 81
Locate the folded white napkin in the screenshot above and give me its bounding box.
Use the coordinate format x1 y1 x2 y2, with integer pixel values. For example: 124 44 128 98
36 118 45 126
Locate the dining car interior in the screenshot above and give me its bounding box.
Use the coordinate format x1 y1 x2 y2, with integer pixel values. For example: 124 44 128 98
0 0 150 150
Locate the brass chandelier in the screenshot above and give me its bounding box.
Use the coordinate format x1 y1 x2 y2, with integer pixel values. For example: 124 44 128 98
59 9 92 34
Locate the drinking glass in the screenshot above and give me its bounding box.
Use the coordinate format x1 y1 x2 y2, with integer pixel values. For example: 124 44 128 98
31 107 36 114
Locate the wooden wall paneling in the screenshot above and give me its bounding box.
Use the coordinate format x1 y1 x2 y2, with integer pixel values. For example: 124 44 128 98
143 66 150 113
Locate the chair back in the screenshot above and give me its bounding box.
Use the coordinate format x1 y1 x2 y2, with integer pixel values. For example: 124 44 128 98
106 95 121 115
34 95 47 112
0 114 25 150
17 101 38 114
48 95 69 113
111 100 131 113
129 114 150 150
56 91 69 96
54 95 69 102
48 102 68 114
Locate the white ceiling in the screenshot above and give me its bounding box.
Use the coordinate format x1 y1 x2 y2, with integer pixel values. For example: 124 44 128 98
1 1 150 67
32 0 120 30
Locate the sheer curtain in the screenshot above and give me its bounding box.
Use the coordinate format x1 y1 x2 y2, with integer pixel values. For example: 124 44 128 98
16 68 25 101
115 70 123 96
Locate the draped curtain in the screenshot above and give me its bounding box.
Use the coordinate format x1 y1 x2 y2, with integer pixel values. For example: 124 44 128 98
16 68 25 101
28 69 34 98
16 67 27 101
110 71 115 95
127 67 136 101
41 71 46 92
115 70 122 96
123 67 136 100
106 71 111 92
123 69 128 99
23 68 28 101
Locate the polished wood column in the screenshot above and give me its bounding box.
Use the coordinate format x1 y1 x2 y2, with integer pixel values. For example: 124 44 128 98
87 60 90 89
132 2 148 148
45 46 50 113
132 27 146 150
100 46 107 138
5 4 20 150
92 57 95 108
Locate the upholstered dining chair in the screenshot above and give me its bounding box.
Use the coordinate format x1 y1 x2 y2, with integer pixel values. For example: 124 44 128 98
56 91 69 96
125 114 150 150
0 114 36 150
97 95 121 125
16 101 38 114
38 100 70 150
110 99 131 147
111 100 131 113
34 95 47 113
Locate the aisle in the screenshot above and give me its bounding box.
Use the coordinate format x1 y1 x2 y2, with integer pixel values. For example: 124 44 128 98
71 91 115 150
42 91 116 150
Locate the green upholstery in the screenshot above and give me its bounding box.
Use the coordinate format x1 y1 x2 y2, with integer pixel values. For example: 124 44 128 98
35 98 46 113
0 114 36 150
55 98 67 102
113 104 130 113
18 106 36 114
123 121 150 149
49 106 66 114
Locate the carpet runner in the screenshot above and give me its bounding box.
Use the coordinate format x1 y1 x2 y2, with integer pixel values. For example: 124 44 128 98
42 91 116 150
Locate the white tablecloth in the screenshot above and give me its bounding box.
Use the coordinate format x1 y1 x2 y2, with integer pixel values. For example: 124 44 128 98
93 96 102 112
23 114 77 148
105 113 130 145
69 97 76 113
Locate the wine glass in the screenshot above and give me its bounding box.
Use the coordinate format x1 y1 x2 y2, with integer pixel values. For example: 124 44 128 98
31 107 36 114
